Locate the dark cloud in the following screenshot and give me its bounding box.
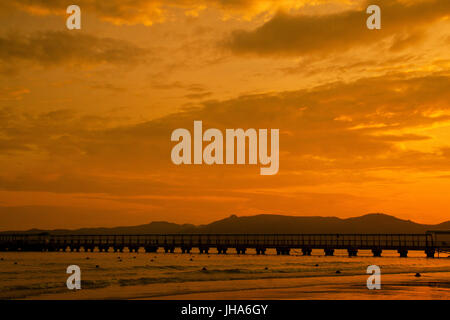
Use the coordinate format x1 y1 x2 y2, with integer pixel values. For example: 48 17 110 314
184 92 212 100
0 31 148 71
226 0 450 56
150 80 207 92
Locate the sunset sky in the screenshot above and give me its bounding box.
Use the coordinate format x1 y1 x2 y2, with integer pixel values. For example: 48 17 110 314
0 0 450 230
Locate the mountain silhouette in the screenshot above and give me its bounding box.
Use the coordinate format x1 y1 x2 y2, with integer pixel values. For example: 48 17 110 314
2 213 449 234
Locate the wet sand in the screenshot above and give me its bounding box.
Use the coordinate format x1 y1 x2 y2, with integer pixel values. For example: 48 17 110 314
151 273 450 300
30 272 450 300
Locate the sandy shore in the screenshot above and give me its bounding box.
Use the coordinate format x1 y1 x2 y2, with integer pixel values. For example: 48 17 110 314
29 272 450 300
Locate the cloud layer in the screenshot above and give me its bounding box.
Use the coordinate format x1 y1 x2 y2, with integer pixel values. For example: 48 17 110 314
1 71 450 226
226 0 450 56
2 0 341 26
1 0 450 228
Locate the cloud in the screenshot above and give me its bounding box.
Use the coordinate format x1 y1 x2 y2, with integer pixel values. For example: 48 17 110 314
0 87 30 100
226 0 450 56
2 0 351 26
1 71 450 195
0 31 148 72
1 70 450 226
184 92 212 100
150 80 208 92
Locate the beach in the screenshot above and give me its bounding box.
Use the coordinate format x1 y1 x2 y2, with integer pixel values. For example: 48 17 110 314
1 249 449 300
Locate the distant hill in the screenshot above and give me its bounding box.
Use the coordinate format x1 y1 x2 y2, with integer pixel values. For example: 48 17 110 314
2 213 449 235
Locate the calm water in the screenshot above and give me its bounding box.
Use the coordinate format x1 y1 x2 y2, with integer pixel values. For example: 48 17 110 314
1 249 449 299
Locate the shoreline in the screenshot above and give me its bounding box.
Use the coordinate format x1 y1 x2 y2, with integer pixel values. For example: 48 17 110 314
27 272 450 300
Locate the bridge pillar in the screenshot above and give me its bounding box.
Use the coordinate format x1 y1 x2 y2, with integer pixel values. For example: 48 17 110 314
302 248 312 256
217 247 228 254
181 247 191 254
83 245 95 252
256 248 266 255
114 246 124 253
425 248 435 258
25 245 34 252
398 249 408 257
277 248 290 255
199 247 209 254
100 246 109 252
128 246 139 252
144 246 157 253
324 248 334 256
372 248 382 257
164 246 174 253
236 248 246 254
347 248 358 257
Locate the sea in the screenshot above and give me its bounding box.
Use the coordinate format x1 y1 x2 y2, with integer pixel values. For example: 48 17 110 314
1 248 449 299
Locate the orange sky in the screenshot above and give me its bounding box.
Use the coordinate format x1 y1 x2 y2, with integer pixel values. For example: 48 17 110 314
0 0 450 230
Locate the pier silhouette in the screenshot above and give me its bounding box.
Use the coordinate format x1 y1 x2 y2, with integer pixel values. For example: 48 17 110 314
1 231 449 258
